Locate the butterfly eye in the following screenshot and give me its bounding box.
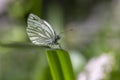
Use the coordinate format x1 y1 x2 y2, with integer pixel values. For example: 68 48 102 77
56 35 60 40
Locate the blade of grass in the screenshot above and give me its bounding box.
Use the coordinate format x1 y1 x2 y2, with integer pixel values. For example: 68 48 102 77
46 50 64 80
56 50 75 80
0 42 50 48
46 49 75 80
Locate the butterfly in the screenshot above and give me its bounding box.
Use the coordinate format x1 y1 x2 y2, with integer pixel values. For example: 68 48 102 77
26 13 61 48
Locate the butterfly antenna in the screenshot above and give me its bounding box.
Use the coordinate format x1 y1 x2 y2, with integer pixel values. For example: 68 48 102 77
59 28 73 36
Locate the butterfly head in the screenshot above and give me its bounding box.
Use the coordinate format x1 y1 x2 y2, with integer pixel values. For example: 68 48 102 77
56 35 60 40
53 35 60 44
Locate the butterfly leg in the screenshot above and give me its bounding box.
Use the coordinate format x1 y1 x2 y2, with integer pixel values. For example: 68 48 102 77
58 43 62 49
49 43 52 48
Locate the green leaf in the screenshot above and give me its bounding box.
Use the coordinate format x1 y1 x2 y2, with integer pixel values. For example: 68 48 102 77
46 49 75 80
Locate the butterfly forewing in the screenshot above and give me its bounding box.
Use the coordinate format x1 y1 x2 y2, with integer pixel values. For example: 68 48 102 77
27 14 56 46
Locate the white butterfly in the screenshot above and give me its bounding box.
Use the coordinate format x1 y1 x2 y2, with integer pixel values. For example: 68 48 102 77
26 13 61 48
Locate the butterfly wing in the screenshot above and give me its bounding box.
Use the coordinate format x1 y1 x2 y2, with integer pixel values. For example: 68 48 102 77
27 14 57 46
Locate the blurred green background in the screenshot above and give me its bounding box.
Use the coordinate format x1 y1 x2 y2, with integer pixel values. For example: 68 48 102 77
0 0 120 80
